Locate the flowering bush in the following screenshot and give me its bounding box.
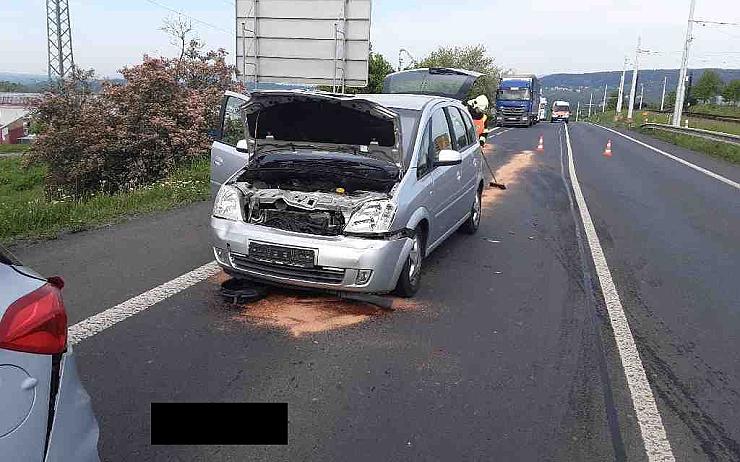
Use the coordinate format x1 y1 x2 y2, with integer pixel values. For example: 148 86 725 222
29 44 240 198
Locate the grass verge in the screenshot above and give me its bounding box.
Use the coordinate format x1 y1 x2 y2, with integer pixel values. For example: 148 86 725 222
0 144 30 154
0 156 210 243
586 112 740 165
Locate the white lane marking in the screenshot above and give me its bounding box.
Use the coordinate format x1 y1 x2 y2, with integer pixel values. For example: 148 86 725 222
488 128 512 138
589 123 739 190
564 124 675 462
68 261 220 345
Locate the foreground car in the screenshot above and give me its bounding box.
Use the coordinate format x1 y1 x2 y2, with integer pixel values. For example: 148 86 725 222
0 246 99 462
210 90 484 296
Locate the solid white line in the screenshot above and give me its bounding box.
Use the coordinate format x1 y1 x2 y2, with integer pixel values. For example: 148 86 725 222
564 124 675 462
589 123 739 190
68 261 220 345
488 128 512 138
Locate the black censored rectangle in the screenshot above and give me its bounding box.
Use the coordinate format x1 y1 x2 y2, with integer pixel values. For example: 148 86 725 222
151 403 288 445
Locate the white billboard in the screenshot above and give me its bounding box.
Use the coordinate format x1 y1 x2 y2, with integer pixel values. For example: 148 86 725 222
235 0 371 88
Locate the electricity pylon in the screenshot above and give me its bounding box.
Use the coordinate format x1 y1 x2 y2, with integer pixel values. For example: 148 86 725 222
46 0 75 80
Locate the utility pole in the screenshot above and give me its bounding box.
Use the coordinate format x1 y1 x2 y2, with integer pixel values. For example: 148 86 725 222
627 36 641 120
46 0 75 80
639 83 644 110
588 91 593 117
576 101 581 121
660 75 667 111
673 0 697 127
616 57 628 115
602 83 608 112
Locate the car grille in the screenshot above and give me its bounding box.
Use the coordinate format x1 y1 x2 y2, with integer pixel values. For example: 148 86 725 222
500 107 525 116
230 252 346 284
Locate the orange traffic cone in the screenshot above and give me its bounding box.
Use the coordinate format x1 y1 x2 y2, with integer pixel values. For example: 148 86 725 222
603 139 612 157
536 135 544 151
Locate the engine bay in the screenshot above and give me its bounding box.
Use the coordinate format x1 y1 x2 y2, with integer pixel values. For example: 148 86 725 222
234 186 387 236
231 150 398 236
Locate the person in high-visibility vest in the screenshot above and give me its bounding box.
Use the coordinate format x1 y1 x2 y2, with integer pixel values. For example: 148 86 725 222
466 94 489 139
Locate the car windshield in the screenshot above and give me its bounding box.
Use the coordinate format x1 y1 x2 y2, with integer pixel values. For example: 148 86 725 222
554 105 570 112
498 88 531 100
391 107 421 164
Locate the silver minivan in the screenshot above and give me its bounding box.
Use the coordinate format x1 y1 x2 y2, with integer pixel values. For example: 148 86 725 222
210 72 484 297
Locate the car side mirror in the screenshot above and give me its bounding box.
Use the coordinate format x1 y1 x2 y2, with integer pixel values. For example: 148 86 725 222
434 149 462 167
236 139 249 154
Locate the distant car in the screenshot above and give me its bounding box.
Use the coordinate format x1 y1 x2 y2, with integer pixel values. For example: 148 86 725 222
210 89 484 297
0 246 99 461
550 101 571 123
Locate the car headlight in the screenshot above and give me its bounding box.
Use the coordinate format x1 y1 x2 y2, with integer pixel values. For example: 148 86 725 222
213 185 243 221
344 200 397 233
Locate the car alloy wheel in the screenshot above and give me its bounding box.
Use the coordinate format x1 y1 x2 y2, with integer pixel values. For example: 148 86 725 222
408 234 422 285
472 190 481 228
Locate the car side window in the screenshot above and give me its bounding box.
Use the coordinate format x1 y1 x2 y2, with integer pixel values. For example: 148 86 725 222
430 109 452 162
416 121 432 177
459 108 477 146
221 96 245 147
446 107 469 150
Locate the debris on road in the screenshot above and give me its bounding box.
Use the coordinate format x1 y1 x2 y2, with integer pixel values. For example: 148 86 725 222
483 238 501 243
220 278 268 304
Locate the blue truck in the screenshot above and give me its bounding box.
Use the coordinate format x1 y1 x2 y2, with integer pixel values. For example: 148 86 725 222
494 75 541 127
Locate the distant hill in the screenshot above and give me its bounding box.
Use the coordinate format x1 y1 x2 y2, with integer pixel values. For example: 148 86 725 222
540 68 740 108
0 72 48 85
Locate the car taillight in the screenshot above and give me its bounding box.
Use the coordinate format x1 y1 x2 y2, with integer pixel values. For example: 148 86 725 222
0 282 67 354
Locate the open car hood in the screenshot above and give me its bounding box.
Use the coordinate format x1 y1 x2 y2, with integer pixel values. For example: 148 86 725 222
382 68 483 101
241 90 403 168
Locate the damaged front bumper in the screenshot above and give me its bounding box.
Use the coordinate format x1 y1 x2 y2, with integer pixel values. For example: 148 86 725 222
211 217 413 293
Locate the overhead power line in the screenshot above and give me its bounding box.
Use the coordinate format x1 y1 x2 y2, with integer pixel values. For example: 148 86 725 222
142 0 233 35
692 19 740 26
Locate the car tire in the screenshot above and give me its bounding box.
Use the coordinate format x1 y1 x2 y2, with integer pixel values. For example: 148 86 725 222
461 187 482 235
394 227 425 297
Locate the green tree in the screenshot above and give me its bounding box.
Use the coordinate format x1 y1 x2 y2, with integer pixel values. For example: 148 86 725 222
606 90 619 110
416 44 500 103
665 90 677 109
320 47 393 94
0 80 29 92
691 70 724 103
721 79 740 104
360 51 394 94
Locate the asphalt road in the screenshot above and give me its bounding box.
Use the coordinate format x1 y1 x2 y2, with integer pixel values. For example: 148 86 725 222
11 122 740 461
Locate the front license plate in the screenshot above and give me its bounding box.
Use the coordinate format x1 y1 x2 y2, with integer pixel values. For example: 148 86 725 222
248 242 315 268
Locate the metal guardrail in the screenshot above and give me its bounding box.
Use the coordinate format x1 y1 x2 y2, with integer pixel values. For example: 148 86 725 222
640 123 740 146
652 109 740 124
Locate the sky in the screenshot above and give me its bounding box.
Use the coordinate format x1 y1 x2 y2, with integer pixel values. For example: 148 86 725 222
2 0 739 78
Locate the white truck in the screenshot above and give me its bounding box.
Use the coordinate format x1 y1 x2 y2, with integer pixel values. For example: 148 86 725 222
538 97 548 121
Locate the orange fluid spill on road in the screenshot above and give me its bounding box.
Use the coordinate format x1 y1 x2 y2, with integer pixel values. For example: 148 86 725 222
481 151 534 209
210 272 423 336
235 293 376 336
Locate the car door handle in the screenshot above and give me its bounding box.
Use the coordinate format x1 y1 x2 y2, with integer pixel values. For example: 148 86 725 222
213 156 224 166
